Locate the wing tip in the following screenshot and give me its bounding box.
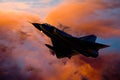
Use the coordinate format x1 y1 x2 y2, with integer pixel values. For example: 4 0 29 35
105 45 110 47
100 44 110 49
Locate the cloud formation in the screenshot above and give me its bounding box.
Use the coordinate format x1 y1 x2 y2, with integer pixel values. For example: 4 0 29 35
46 0 120 38
0 0 120 80
0 0 62 18
0 2 30 10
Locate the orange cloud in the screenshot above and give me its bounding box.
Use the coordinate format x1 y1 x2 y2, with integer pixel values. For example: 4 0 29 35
0 1 56 18
46 1 120 38
0 10 41 28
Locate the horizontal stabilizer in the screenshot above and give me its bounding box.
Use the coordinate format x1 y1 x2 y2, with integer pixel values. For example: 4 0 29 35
79 35 97 42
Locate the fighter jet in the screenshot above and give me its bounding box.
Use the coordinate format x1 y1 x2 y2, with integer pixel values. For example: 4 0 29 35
32 23 109 59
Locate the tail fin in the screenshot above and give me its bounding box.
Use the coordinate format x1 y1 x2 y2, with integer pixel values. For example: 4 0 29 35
79 35 97 42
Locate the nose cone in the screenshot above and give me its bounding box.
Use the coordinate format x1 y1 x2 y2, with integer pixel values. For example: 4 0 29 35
31 23 43 31
32 23 40 29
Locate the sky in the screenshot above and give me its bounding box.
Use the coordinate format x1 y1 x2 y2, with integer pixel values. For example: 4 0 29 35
0 0 63 18
0 0 120 80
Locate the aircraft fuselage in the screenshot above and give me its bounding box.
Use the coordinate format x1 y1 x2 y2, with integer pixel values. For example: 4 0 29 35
32 23 109 58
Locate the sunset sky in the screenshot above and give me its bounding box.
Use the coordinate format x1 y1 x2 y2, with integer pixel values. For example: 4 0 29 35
0 0 63 18
0 0 120 80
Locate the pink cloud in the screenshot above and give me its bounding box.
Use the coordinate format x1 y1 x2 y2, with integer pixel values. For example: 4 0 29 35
0 2 30 11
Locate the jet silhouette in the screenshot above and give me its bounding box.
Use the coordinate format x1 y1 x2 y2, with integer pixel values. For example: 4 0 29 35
32 23 109 59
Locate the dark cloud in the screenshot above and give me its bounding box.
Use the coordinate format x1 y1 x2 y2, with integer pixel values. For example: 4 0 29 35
0 44 28 80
